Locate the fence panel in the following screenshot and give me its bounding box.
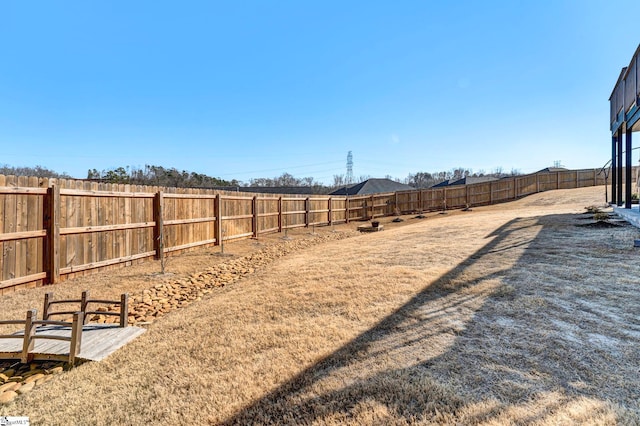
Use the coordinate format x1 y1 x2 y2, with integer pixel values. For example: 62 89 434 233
422 188 443 211
369 194 390 218
282 197 306 229
308 198 329 226
346 196 366 221
330 198 347 223
446 186 467 209
395 191 418 213
537 173 558 192
557 171 575 190
256 197 279 235
220 195 253 240
163 193 216 253
491 179 515 203
467 183 490 206
517 175 538 196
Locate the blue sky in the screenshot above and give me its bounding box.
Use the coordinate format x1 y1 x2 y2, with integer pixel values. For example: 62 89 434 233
2 1 639 184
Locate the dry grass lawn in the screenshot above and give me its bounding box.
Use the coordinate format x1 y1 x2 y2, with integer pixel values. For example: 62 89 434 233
1 186 639 425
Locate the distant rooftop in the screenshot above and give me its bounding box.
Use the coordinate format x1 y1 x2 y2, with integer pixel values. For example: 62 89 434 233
212 186 317 195
431 176 500 188
330 178 414 196
536 167 568 173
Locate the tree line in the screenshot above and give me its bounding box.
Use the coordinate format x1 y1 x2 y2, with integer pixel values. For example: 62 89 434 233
0 165 71 179
404 167 521 189
1 164 521 192
86 165 240 188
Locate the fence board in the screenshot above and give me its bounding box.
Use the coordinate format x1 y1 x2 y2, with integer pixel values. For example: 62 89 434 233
88 181 98 267
16 176 28 285
31 178 49 285
3 176 17 283
123 184 132 265
26 176 40 285
96 182 106 274
116 184 126 266
82 180 91 269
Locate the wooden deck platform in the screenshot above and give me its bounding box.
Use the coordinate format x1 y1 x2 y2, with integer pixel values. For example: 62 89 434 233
0 324 146 363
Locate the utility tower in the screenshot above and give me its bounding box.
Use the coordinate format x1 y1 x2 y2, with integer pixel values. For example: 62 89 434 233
346 151 354 184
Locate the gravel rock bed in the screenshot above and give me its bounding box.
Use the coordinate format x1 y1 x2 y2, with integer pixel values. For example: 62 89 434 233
0 361 66 404
125 230 356 325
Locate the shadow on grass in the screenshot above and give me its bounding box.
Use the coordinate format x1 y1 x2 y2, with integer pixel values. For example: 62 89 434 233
221 214 638 425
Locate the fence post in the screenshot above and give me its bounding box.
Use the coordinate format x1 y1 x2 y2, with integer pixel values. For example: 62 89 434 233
394 192 399 214
21 309 37 363
418 190 423 211
489 182 494 204
370 195 375 219
43 292 53 320
69 311 84 364
215 194 222 245
305 197 310 227
252 196 258 238
44 184 61 285
278 197 283 232
345 197 350 223
443 188 447 210
81 290 90 323
120 293 129 327
328 197 332 225
154 191 164 260
557 172 560 189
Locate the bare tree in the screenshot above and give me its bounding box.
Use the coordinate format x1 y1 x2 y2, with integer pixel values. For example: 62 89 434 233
406 172 436 188
0 165 70 178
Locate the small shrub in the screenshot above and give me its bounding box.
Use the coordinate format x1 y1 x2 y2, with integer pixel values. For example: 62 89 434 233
593 211 609 222
585 205 601 214
493 284 515 298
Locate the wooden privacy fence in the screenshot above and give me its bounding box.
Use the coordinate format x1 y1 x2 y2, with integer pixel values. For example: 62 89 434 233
0 168 607 293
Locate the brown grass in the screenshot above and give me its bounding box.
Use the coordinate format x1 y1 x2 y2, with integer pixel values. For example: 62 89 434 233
1 186 639 425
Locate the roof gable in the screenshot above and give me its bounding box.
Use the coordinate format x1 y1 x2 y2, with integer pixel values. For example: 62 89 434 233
330 178 413 195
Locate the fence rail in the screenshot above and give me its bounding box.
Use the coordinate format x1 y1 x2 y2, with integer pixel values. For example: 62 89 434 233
0 169 609 293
